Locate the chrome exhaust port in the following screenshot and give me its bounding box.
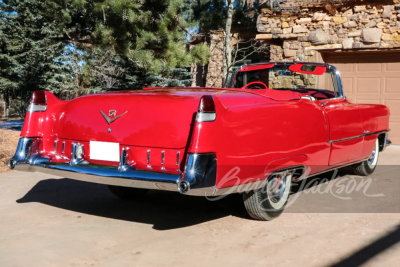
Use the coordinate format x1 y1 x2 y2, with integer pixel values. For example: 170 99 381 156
8 159 15 170
177 180 190 194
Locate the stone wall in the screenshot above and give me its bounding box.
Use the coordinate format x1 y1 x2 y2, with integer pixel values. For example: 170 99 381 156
256 1 400 62
268 69 320 89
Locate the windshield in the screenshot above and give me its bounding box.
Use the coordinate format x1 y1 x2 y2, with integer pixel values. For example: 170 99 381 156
233 64 339 100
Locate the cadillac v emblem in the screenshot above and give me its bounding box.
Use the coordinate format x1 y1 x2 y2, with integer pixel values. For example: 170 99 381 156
109 110 117 117
100 110 127 125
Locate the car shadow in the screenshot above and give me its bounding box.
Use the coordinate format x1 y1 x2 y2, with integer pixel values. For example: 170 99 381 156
16 178 249 230
330 223 400 267
15 168 362 229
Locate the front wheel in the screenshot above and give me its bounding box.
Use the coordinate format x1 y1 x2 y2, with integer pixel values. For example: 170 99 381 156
352 138 380 176
242 171 292 221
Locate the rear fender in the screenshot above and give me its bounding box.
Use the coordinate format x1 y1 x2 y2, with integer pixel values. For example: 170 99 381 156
21 91 67 154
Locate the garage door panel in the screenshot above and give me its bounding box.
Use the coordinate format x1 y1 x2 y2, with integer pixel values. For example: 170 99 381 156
356 78 381 93
386 63 400 71
354 99 381 104
388 121 400 145
384 100 400 119
337 64 354 73
385 78 400 93
342 77 354 94
357 63 382 72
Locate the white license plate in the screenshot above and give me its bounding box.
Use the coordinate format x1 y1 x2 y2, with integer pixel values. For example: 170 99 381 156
90 141 120 162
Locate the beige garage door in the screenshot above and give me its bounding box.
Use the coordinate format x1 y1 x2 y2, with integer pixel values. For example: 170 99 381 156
322 51 400 145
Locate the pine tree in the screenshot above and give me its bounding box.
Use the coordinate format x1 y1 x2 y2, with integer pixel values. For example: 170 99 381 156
0 0 210 112
90 0 209 89
0 0 80 113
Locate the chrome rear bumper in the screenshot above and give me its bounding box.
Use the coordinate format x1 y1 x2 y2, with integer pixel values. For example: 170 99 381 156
9 138 218 197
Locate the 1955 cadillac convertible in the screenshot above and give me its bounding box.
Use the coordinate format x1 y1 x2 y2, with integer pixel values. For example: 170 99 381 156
9 62 391 221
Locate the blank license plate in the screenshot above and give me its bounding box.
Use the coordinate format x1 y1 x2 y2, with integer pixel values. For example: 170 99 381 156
90 141 120 162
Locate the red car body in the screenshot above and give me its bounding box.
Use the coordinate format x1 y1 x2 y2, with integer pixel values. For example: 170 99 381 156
10 63 391 199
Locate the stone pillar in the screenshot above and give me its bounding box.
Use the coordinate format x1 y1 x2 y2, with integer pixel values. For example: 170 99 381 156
205 31 225 88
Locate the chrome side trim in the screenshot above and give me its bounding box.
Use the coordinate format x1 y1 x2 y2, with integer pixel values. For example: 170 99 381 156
365 130 390 137
62 141 65 154
176 152 180 166
54 140 58 153
328 130 389 144
147 150 150 164
302 158 368 181
161 150 165 165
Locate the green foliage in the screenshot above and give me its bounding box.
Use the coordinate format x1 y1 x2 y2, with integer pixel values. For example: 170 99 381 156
189 0 258 32
149 68 194 87
0 0 211 107
0 0 74 109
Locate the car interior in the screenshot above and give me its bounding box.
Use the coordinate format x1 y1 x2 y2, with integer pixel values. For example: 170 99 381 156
233 64 338 100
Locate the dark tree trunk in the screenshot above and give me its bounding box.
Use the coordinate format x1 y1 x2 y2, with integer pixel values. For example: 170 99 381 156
4 90 10 117
222 0 234 87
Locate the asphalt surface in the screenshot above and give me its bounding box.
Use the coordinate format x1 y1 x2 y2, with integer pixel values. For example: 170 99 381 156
0 147 399 267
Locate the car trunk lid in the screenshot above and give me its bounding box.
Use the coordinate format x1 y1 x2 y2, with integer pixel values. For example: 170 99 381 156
54 90 208 149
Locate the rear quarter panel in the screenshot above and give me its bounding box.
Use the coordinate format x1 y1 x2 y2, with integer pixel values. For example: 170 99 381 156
359 104 390 159
188 96 331 189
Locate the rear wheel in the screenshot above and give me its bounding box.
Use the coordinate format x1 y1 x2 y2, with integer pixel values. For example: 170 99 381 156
352 138 379 176
242 171 292 221
108 185 148 201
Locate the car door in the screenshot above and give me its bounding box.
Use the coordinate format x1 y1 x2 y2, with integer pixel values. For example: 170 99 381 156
317 98 364 166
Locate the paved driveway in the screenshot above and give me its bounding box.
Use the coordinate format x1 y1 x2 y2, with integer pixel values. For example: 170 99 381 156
0 147 399 267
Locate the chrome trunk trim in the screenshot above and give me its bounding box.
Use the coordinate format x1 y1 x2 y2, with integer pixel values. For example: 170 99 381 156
118 147 131 172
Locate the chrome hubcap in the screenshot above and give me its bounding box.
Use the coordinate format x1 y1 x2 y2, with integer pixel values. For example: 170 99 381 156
267 174 287 203
368 146 377 166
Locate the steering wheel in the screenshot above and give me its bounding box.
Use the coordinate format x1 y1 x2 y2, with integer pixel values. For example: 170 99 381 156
242 81 268 90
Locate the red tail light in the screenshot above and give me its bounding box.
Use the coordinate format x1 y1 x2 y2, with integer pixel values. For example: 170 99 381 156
197 95 216 122
198 95 216 113
27 91 47 112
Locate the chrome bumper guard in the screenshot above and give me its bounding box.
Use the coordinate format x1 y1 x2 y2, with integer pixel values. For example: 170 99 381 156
9 138 218 197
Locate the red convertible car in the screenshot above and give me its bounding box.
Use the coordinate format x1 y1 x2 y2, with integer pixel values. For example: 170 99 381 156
9 62 391 221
